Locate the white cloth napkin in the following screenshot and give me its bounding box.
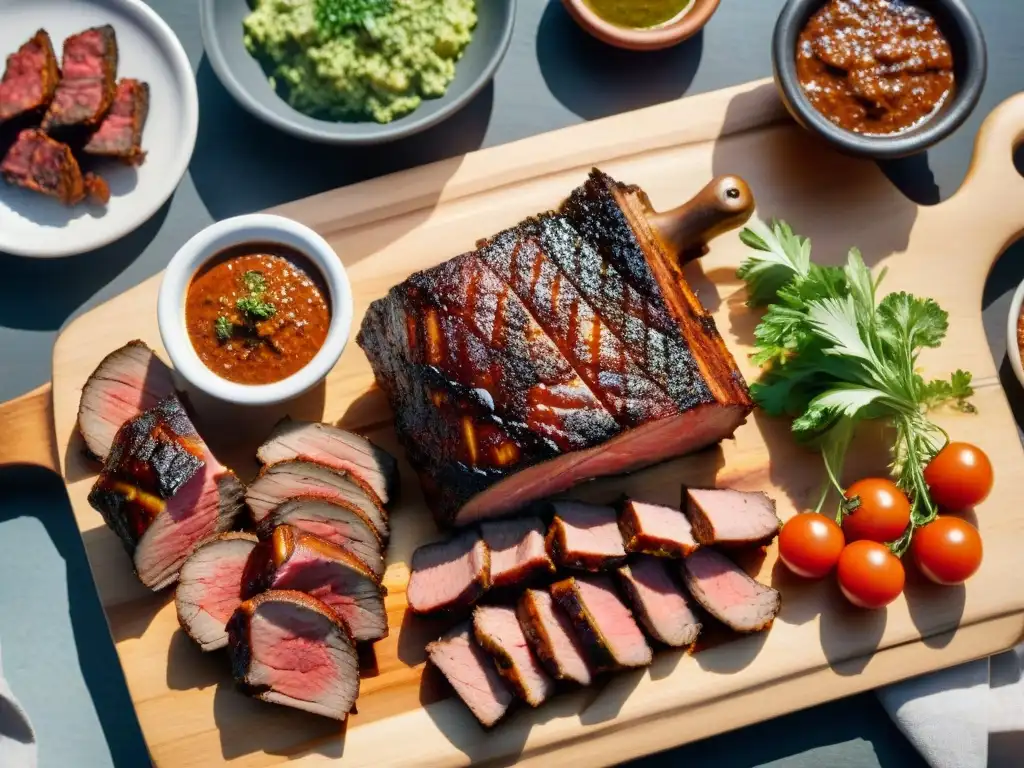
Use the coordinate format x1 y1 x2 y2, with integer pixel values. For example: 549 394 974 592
877 644 1024 768
0 640 37 768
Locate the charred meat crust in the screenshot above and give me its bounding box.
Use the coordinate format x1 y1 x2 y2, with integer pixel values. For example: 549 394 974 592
83 78 149 164
43 25 119 131
472 608 549 707
617 499 700 558
0 30 60 122
1 129 108 206
545 516 627 572
550 577 618 673
515 591 589 684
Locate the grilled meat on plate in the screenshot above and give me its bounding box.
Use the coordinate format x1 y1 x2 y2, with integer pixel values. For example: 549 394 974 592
546 501 627 572
473 605 555 707
43 25 118 132
617 557 702 648
681 548 780 633
516 588 592 686
83 78 149 165
0 30 60 123
2 129 109 205
407 528 490 614
619 498 700 558
480 516 554 590
684 487 781 547
427 622 513 728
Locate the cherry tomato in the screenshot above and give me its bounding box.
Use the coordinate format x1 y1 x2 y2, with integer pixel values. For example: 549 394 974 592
778 513 846 579
911 516 983 585
842 478 911 543
924 442 994 511
836 540 905 609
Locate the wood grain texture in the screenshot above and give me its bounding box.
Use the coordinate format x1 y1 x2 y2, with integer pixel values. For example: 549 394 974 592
21 79 1024 766
0 384 57 472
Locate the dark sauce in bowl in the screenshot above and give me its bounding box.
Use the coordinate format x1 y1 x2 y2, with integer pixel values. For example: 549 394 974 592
796 0 954 136
185 243 331 386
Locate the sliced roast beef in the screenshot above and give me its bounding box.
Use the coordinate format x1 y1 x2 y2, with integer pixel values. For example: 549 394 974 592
684 487 781 547
226 590 359 721
242 525 387 642
43 25 118 131
175 532 258 651
473 605 555 707
256 496 384 579
546 502 626 571
619 499 700 558
427 622 514 728
0 30 60 123
257 418 400 505
551 575 652 672
617 557 702 648
82 78 149 165
77 340 176 461
407 529 490 614
516 588 592 686
246 460 388 541
681 548 780 633
480 516 554 589
87 395 245 590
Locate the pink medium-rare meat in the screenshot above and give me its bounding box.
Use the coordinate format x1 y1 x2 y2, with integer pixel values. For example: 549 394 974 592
516 588 592 686
256 418 400 505
407 529 490 614
681 548 780 633
0 30 60 122
227 590 359 721
82 78 149 165
256 496 384 579
427 622 514 728
87 395 245 590
175 532 258 651
617 557 702 648
242 526 387 642
684 487 781 547
473 605 555 707
43 25 118 131
77 340 176 461
546 501 626 571
619 499 700 558
480 516 554 589
357 169 754 528
551 575 652 672
246 460 388 541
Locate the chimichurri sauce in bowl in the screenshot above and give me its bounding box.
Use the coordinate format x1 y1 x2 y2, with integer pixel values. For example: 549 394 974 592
582 0 693 29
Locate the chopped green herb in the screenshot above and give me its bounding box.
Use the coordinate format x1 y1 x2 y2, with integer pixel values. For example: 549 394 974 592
236 296 277 320
215 315 233 342
315 0 393 36
242 270 267 295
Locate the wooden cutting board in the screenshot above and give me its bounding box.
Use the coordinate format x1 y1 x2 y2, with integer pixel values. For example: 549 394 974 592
3 79 1024 767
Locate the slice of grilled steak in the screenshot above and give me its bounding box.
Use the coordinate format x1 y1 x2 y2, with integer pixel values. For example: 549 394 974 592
551 575 652 672
480 516 554 590
516 588 592 686
473 605 555 707
77 340 176 461
43 25 118 131
242 526 387 642
256 496 385 579
175 532 258 651
88 395 245 590
619 499 700 558
0 30 60 122
257 418 400 506
2 129 108 205
684 487 781 547
546 501 626 571
427 622 513 728
617 557 702 648
681 548 780 633
246 460 388 541
226 590 359 721
407 529 490 614
82 78 149 165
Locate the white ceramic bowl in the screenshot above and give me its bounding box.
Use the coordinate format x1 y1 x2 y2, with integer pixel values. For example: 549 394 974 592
157 214 352 406
1007 280 1024 391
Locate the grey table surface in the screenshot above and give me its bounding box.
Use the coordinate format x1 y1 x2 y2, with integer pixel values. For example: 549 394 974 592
1 0 1023 766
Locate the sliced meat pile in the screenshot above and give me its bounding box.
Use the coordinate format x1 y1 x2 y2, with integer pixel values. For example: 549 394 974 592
517 588 592 686
617 557 702 648
82 78 148 164
42 25 118 132
473 605 555 707
175 532 258 651
358 169 753 527
408 528 490 614
682 547 781 633
546 502 626 572
684 487 781 547
480 516 554 589
87 394 245 590
427 622 513 728
1 128 108 205
227 590 359 721
0 30 59 123
619 498 700 558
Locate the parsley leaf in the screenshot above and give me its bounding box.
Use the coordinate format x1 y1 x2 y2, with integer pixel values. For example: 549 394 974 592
315 0 393 36
215 315 233 342
243 270 267 295
236 296 277 320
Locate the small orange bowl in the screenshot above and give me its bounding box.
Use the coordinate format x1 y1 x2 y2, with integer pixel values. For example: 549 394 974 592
561 0 720 51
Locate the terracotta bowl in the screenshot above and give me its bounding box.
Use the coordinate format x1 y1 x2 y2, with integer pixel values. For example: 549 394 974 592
561 0 720 51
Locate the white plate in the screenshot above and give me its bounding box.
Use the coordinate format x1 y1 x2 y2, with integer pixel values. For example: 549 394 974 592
0 0 197 258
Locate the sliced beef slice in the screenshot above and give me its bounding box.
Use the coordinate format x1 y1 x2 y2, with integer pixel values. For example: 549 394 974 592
175 532 259 651
546 501 626 571
2 128 108 205
82 78 149 165
474 605 555 707
0 30 60 122
427 622 514 728
684 487 781 547
226 590 359 721
480 516 554 590
550 575 652 672
407 529 490 614
681 547 780 633
43 25 118 131
617 557 702 648
516 588 592 686
619 499 700 558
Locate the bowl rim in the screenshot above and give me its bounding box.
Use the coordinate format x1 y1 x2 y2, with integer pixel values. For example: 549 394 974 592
157 214 353 407
561 0 720 51
772 0 988 159
198 0 517 146
1006 279 1024 392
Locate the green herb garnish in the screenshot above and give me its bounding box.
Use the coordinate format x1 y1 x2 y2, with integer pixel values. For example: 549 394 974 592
236 295 277 320
314 0 393 36
213 268 276 344
242 270 267 295
215 315 233 342
738 219 975 554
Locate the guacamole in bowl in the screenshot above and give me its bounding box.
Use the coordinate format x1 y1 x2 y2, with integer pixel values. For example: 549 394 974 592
243 0 478 124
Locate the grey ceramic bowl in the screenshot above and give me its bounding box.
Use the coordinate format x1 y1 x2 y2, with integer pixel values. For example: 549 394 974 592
199 0 516 145
772 0 987 160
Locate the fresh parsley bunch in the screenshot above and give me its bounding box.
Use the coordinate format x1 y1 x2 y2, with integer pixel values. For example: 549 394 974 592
315 0 393 36
738 220 974 553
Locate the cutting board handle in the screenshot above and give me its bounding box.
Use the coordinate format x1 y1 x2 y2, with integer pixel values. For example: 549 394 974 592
0 384 59 473
647 175 756 263
955 91 1024 227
